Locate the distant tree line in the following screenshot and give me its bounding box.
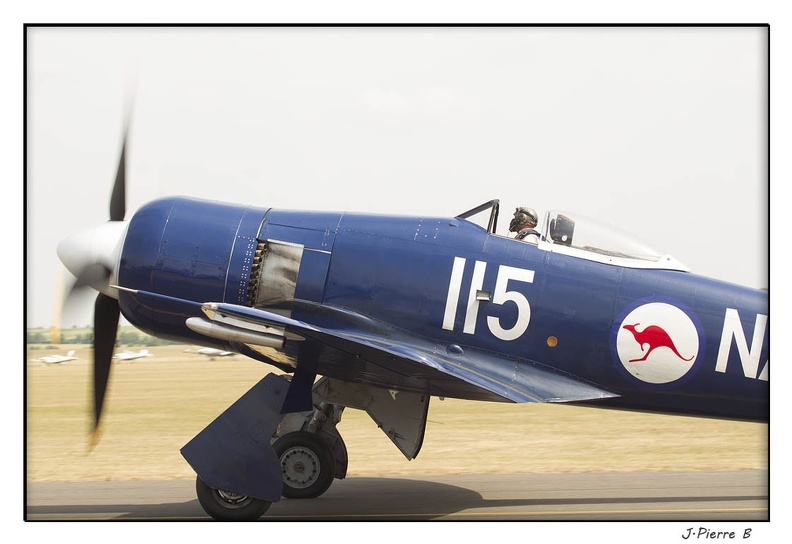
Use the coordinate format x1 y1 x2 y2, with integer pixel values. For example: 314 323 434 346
26 328 181 347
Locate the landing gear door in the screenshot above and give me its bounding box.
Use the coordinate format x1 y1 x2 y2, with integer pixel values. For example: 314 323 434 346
316 378 430 460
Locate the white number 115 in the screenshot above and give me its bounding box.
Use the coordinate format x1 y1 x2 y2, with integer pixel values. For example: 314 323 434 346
442 257 535 341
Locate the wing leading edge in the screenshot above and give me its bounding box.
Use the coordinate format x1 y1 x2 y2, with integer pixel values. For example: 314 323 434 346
195 301 619 405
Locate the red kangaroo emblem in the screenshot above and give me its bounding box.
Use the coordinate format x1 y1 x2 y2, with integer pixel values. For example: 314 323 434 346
622 323 694 363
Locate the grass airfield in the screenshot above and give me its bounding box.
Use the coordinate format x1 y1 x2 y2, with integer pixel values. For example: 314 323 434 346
26 344 768 483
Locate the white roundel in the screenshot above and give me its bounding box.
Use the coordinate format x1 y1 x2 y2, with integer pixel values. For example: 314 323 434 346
616 302 699 384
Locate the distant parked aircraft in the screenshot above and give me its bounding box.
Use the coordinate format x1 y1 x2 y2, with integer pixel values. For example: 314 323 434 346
32 350 77 365
184 347 236 359
113 349 152 361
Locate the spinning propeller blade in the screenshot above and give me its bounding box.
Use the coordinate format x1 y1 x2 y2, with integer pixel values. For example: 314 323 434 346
109 126 126 222
57 119 130 441
93 292 120 433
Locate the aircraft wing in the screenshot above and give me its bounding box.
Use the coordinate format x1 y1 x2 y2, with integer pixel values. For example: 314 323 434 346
191 301 619 405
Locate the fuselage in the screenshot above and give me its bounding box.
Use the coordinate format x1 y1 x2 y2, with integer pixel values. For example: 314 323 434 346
116 197 769 421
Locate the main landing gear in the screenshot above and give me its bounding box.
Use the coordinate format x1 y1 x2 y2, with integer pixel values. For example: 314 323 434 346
193 422 342 521
185 373 429 521
191 415 342 520
185 375 348 521
272 393 349 500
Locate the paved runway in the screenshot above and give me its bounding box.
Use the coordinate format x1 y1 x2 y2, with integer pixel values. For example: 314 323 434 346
26 470 768 521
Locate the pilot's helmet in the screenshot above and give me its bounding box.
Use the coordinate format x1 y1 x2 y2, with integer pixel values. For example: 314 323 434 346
509 207 538 232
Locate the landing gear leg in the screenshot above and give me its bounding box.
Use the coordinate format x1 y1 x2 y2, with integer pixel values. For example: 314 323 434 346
273 393 348 499
271 376 430 500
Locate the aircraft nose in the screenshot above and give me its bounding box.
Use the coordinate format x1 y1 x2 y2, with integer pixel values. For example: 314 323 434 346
57 221 129 298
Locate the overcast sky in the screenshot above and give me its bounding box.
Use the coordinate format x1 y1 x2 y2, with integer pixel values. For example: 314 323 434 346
26 25 769 328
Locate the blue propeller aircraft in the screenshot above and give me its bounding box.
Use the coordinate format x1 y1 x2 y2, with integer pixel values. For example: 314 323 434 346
56 128 769 521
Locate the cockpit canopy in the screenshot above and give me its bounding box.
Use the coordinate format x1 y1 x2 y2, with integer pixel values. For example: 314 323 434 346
456 199 689 272
539 210 688 270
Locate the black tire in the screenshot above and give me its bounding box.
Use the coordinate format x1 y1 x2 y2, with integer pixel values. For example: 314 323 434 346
195 476 271 521
273 431 336 499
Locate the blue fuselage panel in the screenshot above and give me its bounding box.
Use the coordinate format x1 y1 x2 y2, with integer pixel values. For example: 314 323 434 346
116 197 769 420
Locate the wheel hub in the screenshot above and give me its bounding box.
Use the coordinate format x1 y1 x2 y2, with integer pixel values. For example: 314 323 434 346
280 446 320 488
215 489 252 507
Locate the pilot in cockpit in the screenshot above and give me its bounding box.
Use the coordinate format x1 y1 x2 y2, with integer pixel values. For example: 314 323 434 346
509 207 540 243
